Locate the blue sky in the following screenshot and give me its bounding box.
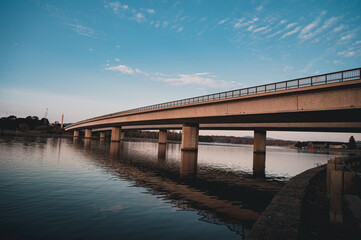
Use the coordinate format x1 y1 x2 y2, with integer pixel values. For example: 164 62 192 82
0 0 360 141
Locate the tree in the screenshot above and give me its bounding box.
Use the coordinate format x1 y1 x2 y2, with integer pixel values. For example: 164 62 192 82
348 136 356 149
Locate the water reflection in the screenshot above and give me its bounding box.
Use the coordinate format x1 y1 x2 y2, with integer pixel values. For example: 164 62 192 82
180 150 198 178
84 139 91 149
253 153 265 178
72 139 287 236
158 143 166 161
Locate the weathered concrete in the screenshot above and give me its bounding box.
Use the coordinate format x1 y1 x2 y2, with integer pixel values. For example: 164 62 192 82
253 153 266 178
157 143 166 160
73 130 79 137
84 129 92 139
158 129 167 144
111 127 121 142
180 150 198 178
99 132 105 139
181 123 199 151
84 138 91 149
65 79 361 132
246 165 326 240
254 130 266 154
329 164 344 223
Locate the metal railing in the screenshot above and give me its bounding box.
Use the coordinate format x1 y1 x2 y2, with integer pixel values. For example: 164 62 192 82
70 67 361 126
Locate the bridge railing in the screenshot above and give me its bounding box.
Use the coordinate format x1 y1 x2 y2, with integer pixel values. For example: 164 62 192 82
71 67 361 125
128 68 360 112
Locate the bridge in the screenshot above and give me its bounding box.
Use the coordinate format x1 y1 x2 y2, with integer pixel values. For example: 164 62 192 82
66 68 361 177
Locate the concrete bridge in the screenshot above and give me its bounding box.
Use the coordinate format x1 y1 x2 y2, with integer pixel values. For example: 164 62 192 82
66 68 361 177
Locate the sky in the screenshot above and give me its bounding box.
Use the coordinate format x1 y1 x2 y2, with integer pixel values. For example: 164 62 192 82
0 0 360 142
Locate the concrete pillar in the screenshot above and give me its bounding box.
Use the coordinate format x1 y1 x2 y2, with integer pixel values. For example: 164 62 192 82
111 127 121 142
181 123 199 151
85 129 92 139
84 139 91 149
159 129 167 144
180 123 199 178
180 151 198 178
110 141 121 159
253 130 266 153
100 132 105 139
74 130 79 137
158 143 166 161
253 153 266 178
329 164 344 223
120 131 125 141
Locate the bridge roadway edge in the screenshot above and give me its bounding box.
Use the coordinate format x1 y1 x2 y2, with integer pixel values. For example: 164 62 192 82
65 78 361 132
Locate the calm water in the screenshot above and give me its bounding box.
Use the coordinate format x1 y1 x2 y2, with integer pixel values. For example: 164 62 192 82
0 136 347 239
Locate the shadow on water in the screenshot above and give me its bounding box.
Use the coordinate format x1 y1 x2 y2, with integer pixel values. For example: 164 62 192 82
72 138 284 237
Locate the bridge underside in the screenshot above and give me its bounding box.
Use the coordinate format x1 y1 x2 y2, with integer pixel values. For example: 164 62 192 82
82 108 361 133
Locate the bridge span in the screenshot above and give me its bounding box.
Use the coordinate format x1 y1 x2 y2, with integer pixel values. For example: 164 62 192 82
66 68 361 177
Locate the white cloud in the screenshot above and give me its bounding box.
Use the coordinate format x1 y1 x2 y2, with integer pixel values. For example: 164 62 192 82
353 40 361 45
105 64 135 74
298 11 326 40
253 26 268 33
135 12 145 21
66 23 97 38
234 17 258 29
154 72 235 89
106 2 128 13
89 48 94 52
337 50 355 57
146 9 155 14
218 18 229 25
279 20 287 25
286 23 297 29
333 24 344 33
162 21 168 28
281 26 301 39
115 58 120 62
177 26 183 32
340 34 352 41
256 5 263 12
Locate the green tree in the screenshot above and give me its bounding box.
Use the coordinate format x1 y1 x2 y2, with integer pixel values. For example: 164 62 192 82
348 136 356 149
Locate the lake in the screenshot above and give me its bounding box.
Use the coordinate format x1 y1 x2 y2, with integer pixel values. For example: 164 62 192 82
0 136 347 239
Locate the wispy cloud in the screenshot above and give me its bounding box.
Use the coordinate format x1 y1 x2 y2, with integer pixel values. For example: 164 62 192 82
146 9 155 14
153 72 236 89
105 64 135 74
281 26 301 39
218 18 229 25
340 34 353 41
298 11 326 40
337 50 355 57
177 26 183 32
66 23 97 38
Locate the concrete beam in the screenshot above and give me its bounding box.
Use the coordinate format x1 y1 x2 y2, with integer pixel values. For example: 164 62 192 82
99 132 105 139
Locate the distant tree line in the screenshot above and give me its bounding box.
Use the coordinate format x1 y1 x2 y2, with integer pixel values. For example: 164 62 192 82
0 115 62 134
125 130 296 146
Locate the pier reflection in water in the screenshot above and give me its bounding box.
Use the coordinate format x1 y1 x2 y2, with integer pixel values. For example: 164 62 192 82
0 136 340 240
77 138 274 238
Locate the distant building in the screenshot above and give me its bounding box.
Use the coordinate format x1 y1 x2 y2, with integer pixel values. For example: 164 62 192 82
307 141 347 149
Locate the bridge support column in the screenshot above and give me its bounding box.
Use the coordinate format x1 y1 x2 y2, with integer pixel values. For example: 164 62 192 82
158 130 167 160
254 130 266 154
159 129 167 144
111 127 121 142
180 123 199 178
73 130 79 138
85 129 92 139
253 130 266 178
99 132 105 140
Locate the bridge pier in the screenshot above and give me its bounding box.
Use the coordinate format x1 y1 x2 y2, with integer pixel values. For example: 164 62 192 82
180 123 199 178
85 129 92 139
73 130 79 138
111 127 122 142
99 132 105 140
253 130 266 178
158 130 167 160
